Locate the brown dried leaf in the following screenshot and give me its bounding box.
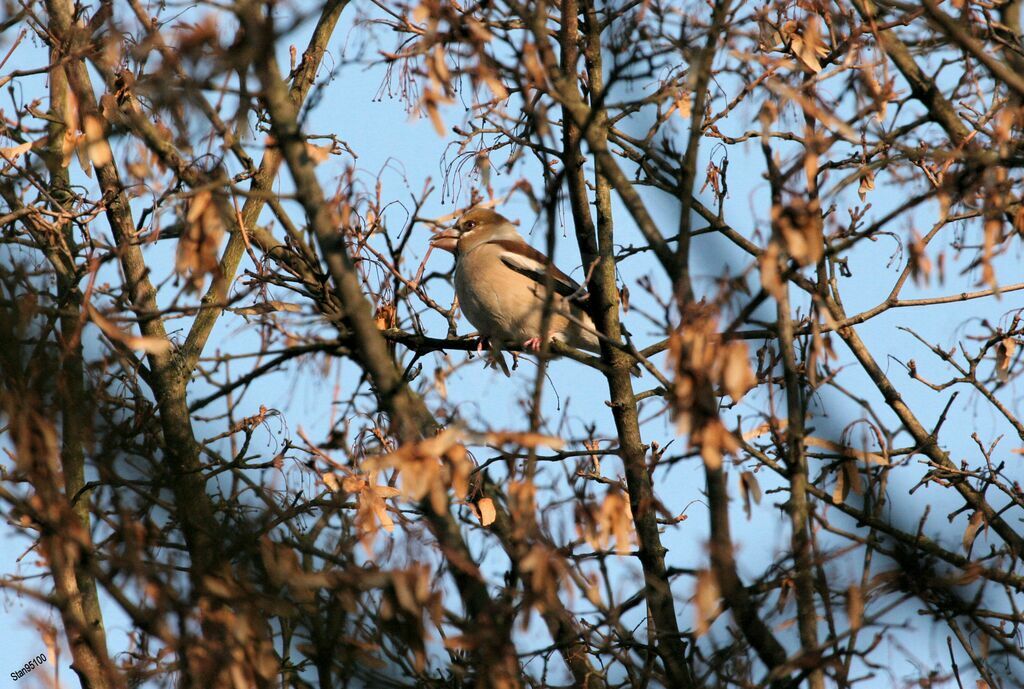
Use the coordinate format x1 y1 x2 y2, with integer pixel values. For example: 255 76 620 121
87 303 171 354
598 489 634 555
0 140 33 162
739 470 761 519
464 16 493 43
474 497 496 527
694 569 721 637
232 301 303 316
177 190 226 292
847 585 863 631
858 167 875 202
305 142 333 165
759 242 785 300
981 208 1001 290
695 418 739 470
675 91 692 119
64 85 81 134
322 473 342 492
420 85 450 137
428 44 450 88
349 473 402 551
908 231 932 286
963 510 984 554
62 130 84 169
363 429 463 510
482 431 564 450
374 302 397 330
844 459 864 495
784 18 829 74
584 575 602 606
773 198 824 266
996 337 1016 382
83 115 112 166
480 71 509 100
805 436 888 465
341 475 365 493
433 367 448 400
719 341 757 402
411 2 429 25
832 465 848 503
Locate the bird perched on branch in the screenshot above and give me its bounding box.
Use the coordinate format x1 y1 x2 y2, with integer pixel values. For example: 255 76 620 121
430 208 600 373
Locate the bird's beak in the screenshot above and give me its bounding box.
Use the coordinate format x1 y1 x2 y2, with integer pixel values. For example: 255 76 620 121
429 228 460 253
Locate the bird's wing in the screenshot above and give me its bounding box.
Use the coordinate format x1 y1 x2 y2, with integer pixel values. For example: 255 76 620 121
491 240 588 304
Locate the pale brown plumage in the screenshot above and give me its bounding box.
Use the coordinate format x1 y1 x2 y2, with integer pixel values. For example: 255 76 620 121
430 209 600 371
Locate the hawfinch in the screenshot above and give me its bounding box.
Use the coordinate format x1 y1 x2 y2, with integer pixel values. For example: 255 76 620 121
429 208 601 367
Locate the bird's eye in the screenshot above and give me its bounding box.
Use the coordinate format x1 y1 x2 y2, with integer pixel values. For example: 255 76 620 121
463 220 477 230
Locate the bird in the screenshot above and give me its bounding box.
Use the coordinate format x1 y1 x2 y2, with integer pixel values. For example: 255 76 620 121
429 208 601 372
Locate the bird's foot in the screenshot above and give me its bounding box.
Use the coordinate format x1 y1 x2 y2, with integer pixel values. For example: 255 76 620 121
522 337 542 352
476 336 490 353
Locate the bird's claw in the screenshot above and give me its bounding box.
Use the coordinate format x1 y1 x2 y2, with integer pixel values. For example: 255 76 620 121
522 337 542 352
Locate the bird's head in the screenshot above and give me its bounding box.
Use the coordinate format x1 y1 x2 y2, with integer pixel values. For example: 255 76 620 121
429 207 520 255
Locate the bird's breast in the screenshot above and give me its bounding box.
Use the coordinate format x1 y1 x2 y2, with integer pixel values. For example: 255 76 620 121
455 246 550 341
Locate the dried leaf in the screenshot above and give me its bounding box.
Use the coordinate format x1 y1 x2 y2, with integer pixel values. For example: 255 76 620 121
598 489 634 555
981 235 998 289
374 302 397 330
847 585 863 631
675 91 692 119
996 337 1016 382
739 470 761 519
347 472 402 551
322 473 342 492
464 16 493 43
428 44 451 87
784 18 829 73
411 2 429 24
433 367 448 400
342 475 366 493
773 198 824 266
963 511 984 554
719 341 757 402
420 85 451 137
695 418 739 470
805 436 888 465
908 231 932 286
177 190 226 292
65 85 81 134
231 301 303 316
474 497 496 527
858 167 875 202
363 429 465 512
87 303 171 354
62 130 84 169
694 570 721 637
83 115 112 166
305 142 333 164
0 140 33 162
584 574 602 606
481 432 564 450
844 459 864 495
759 242 785 300
475 152 491 188
832 465 848 503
